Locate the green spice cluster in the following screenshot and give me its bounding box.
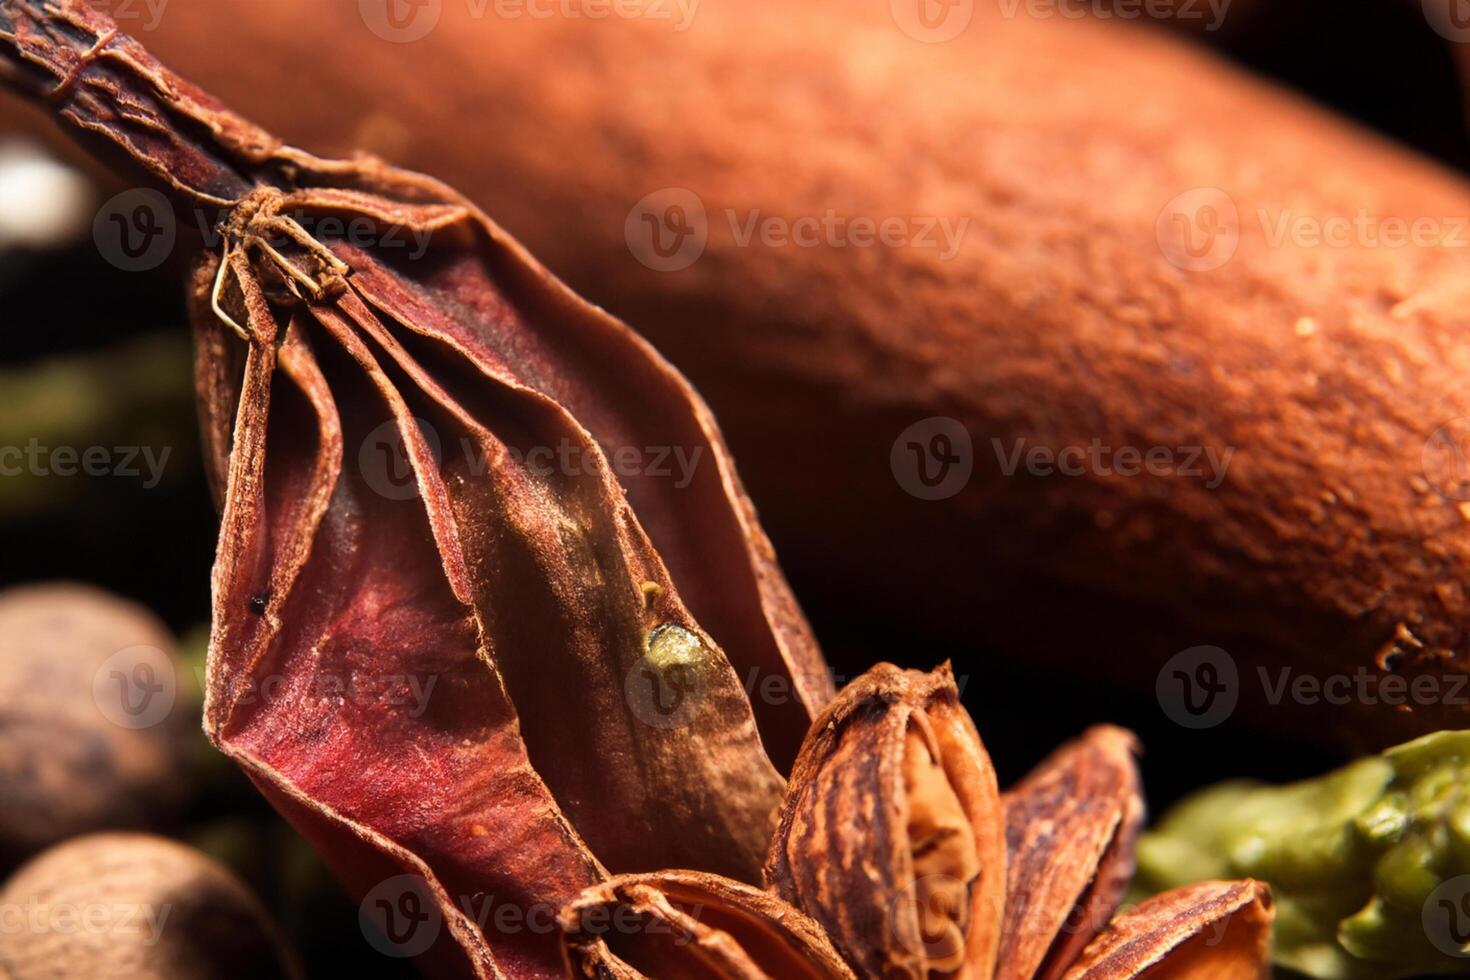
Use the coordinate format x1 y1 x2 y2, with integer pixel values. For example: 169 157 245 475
1137 731 1470 978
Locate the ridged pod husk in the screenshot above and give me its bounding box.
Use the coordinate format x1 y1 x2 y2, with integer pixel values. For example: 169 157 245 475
1061 880 1274 980
764 663 1006 980
998 727 1145 980
766 665 1274 979
558 871 855 979
0 4 833 978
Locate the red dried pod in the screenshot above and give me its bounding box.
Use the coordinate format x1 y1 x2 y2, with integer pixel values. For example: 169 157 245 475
0 3 833 977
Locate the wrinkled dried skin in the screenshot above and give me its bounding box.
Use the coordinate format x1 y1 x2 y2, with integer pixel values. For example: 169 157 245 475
0 4 836 977
765 663 1005 980
998 727 1144 980
1061 880 1274 979
559 871 855 979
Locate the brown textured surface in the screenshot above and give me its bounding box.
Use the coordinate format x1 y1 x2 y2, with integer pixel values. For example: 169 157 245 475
1061 880 1273 980
762 668 1269 978
558 870 855 979
0 583 186 867
2 0 1461 749
765 663 1006 980
998 727 1144 980
0 832 300 980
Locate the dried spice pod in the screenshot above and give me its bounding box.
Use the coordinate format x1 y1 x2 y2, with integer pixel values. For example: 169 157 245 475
0 4 833 977
0 832 301 980
558 870 855 979
1061 880 1274 980
767 664 1272 978
0 583 188 868
764 663 1007 979
998 727 1144 980
68 0 1470 752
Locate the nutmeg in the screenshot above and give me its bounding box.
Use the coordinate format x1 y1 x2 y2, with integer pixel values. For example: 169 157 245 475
0 832 300 979
0 583 189 866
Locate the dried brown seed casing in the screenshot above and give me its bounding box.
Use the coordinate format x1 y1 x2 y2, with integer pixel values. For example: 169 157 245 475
998 727 1144 980
765 663 1006 980
559 871 855 979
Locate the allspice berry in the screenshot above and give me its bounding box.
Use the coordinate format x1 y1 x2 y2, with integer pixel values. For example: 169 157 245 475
0 833 301 979
0 583 188 866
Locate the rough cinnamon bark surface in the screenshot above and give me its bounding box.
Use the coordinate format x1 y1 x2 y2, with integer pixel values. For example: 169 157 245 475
0 3 834 977
15 0 1467 750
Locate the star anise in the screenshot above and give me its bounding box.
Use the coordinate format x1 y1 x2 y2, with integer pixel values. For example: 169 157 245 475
559 663 1273 979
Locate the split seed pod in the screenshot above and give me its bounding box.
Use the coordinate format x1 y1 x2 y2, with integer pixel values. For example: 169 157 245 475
0 4 833 977
998 727 1145 979
558 871 854 979
998 727 1272 980
1060 880 1274 979
766 665 1275 979
764 663 1007 979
